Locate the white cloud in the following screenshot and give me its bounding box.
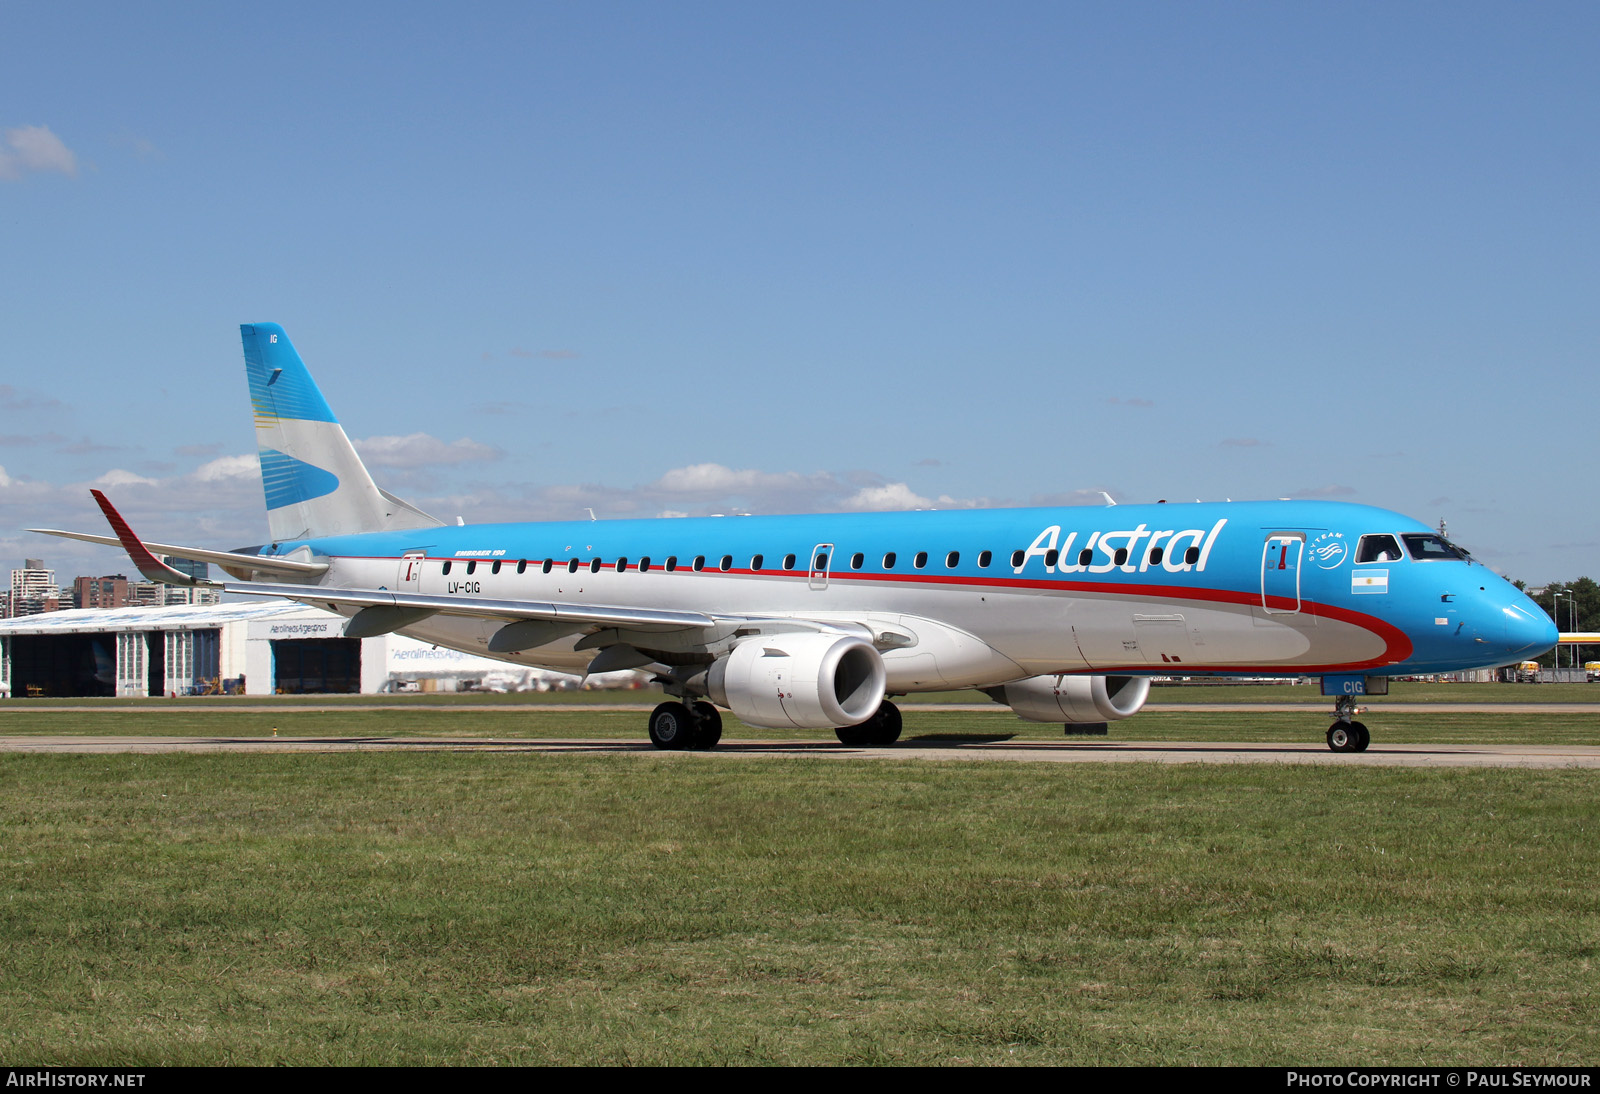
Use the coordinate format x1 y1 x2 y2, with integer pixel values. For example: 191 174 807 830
353 433 500 468
92 469 158 488
0 125 77 181
841 483 934 510
194 454 258 481
654 463 831 497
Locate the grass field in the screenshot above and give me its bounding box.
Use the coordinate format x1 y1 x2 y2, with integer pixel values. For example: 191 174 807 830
2 699 1597 1065
2 748 1597 1065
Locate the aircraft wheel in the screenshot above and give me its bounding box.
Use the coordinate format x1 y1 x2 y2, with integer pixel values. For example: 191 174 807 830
835 700 902 747
690 701 723 750
834 722 873 746
1350 722 1371 752
1326 723 1356 752
649 701 694 750
869 700 902 745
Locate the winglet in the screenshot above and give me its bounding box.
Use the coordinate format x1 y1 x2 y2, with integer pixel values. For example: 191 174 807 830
90 490 200 586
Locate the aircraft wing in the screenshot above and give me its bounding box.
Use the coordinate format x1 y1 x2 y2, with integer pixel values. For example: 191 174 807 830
224 579 716 631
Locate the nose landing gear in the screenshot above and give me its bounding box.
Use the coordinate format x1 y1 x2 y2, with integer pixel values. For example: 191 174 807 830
1327 694 1371 752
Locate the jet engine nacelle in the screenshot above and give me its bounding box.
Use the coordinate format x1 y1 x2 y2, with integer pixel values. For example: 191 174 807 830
988 674 1151 724
708 632 887 729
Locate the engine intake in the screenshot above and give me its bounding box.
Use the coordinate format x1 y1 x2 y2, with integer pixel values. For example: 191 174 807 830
708 633 887 729
985 674 1151 724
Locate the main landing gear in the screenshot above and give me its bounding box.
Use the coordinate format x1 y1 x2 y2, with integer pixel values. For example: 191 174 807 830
834 700 902 747
644 698 905 750
648 700 723 751
1326 694 1371 753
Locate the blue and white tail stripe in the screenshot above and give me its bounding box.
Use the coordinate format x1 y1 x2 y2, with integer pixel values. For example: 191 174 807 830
258 448 341 509
239 323 442 542
241 323 338 426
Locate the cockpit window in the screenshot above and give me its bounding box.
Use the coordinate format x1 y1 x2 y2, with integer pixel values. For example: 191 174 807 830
1403 533 1468 562
1356 534 1403 564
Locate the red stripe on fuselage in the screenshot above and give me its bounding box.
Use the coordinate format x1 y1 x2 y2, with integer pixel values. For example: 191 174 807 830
327 553 1414 671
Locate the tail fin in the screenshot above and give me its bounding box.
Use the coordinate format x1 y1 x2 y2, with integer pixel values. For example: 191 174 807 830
240 323 443 542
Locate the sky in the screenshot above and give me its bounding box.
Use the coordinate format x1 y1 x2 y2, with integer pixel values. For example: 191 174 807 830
2 2 1596 585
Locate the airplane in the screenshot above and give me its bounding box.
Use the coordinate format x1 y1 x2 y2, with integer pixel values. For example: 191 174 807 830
33 322 1559 752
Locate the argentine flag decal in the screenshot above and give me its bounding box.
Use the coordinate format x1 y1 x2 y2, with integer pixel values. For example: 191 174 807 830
1352 569 1389 594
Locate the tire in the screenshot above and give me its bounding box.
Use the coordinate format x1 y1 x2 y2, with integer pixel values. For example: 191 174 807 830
691 701 723 750
870 700 902 746
649 701 693 750
834 722 873 746
835 701 901 747
1327 723 1355 752
1350 721 1371 752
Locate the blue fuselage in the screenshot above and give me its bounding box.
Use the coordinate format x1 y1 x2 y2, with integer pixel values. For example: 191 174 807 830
262 498 1555 684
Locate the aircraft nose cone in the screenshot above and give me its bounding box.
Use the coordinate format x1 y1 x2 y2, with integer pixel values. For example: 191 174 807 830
1501 600 1559 661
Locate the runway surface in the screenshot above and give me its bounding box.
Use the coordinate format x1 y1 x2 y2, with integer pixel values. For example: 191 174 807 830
4 735 1599 767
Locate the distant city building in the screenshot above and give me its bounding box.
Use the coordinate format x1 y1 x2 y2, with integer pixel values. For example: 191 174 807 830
159 556 220 606
10 560 60 618
125 582 164 608
73 575 130 610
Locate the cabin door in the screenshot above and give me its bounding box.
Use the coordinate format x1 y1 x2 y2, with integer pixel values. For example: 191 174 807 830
1260 534 1305 614
398 549 428 593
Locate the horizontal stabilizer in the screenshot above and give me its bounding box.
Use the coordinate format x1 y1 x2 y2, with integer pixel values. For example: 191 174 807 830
29 529 329 580
31 489 328 585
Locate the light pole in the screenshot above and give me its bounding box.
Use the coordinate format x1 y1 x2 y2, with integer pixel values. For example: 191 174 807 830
1552 591 1572 670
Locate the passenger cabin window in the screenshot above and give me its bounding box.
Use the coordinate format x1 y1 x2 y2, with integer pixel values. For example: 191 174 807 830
665 556 678 572
1403 534 1467 562
1113 547 1128 566
850 552 864 570
616 558 627 571
1044 549 1058 568
516 560 527 574
914 551 928 569
719 555 732 571
750 554 763 570
692 555 705 572
542 559 553 574
946 551 959 568
590 558 602 573
466 561 477 575
442 560 453 575
639 557 651 572
814 552 828 570
568 559 580 574
1078 548 1093 566
491 560 502 575
1149 547 1164 565
1011 550 1024 568
978 551 991 568
1356 534 1403 564
1184 546 1200 565
884 552 897 569
782 554 796 571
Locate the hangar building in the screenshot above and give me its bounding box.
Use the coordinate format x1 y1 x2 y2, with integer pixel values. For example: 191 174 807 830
0 601 594 698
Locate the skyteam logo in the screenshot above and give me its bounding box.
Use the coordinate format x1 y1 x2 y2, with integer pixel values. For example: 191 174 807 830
1308 531 1349 570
